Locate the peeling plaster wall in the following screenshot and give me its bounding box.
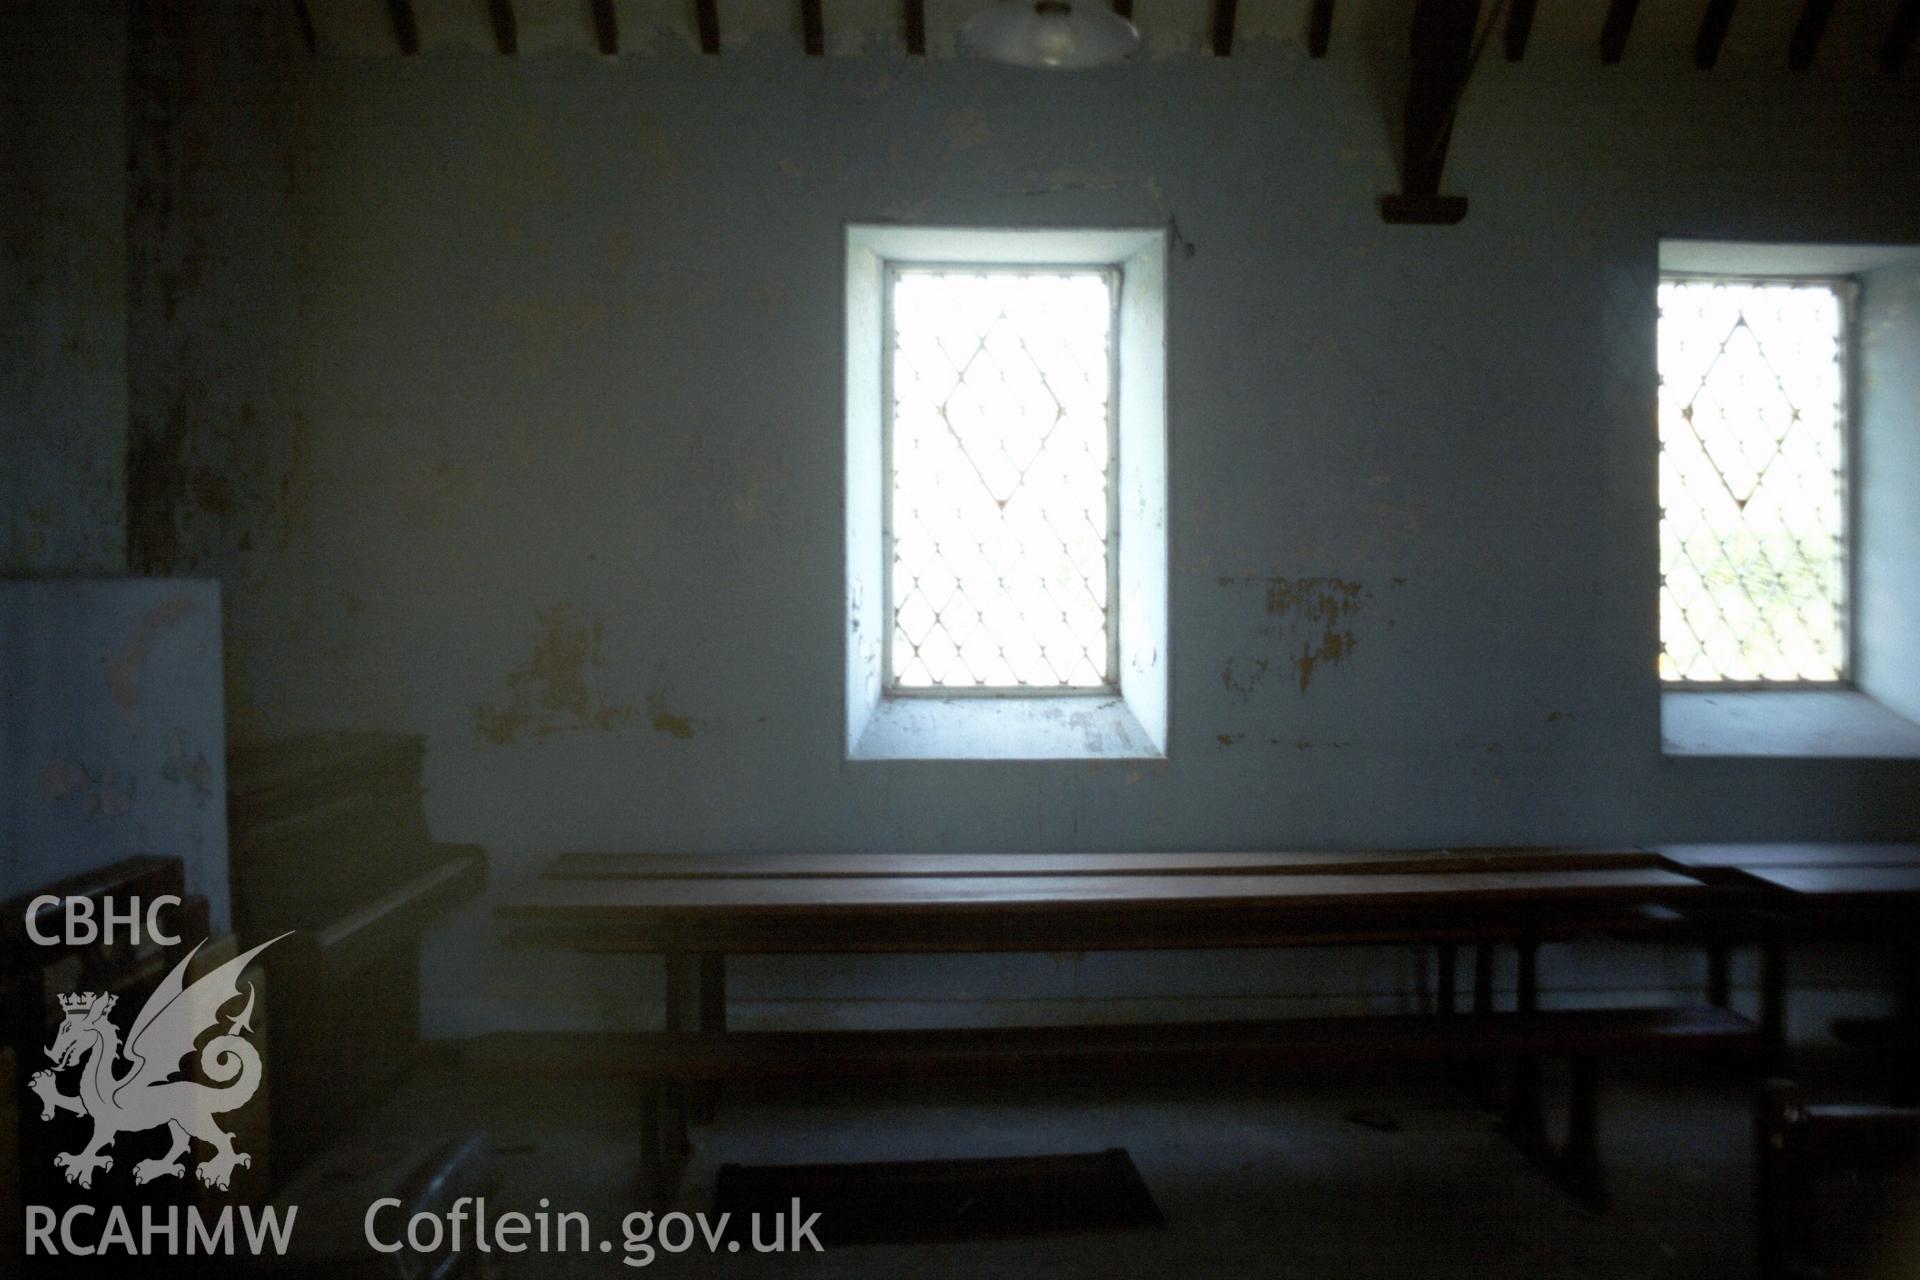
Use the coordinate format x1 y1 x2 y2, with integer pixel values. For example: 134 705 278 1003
117 32 1920 1035
1 1 128 576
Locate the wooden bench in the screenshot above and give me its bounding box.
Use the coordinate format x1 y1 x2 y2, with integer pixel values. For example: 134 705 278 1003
1654 847 1920 1071
1756 1080 1920 1280
471 1004 1761 1207
499 851 1762 1205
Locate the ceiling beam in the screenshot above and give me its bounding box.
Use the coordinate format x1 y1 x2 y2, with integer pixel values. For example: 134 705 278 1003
1786 0 1834 68
591 0 618 53
697 0 721 52
905 0 925 53
1881 0 1919 71
1599 0 1639 63
1213 0 1237 55
291 0 317 56
1694 0 1736 67
386 0 420 55
488 0 517 53
1308 0 1334 57
803 0 824 52
1381 0 1480 224
1504 0 1536 59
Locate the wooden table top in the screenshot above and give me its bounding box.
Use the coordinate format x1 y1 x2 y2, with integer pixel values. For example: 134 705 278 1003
1738 865 1920 900
1657 843 1920 872
500 867 1713 953
505 867 1706 918
545 849 1661 880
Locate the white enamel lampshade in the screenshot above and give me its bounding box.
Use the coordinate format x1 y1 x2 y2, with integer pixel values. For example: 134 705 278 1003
962 0 1141 69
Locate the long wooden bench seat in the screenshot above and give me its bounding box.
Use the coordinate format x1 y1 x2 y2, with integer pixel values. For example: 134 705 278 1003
468 1005 1761 1207
469 1005 1761 1082
546 848 1665 880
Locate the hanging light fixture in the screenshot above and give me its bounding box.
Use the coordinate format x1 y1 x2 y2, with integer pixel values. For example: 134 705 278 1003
962 0 1140 69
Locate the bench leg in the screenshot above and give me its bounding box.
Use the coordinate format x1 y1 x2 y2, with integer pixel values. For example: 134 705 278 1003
639 1083 687 1207
1760 937 1789 1075
693 954 727 1124
1554 1054 1609 1210
1468 943 1500 1108
1501 940 1552 1161
1706 940 1731 1010
662 955 700 1150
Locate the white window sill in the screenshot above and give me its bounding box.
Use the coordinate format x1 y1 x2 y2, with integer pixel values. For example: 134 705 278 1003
849 694 1166 762
1662 689 1920 759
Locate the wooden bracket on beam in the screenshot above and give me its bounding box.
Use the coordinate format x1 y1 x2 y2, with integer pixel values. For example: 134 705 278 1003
696 0 721 52
387 0 420 55
1694 0 1736 68
905 0 926 53
489 0 517 53
592 0 618 53
1504 0 1536 59
292 0 317 56
1308 0 1334 57
1600 0 1638 63
1787 0 1835 69
1213 0 1238 55
802 0 824 52
1114 0 1134 20
1881 0 1919 71
1380 0 1480 225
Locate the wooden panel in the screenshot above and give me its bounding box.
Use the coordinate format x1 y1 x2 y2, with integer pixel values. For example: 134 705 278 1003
548 848 1661 880
466 1005 1761 1082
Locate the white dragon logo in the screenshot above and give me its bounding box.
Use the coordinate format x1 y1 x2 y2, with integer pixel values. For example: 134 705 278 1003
29 934 286 1191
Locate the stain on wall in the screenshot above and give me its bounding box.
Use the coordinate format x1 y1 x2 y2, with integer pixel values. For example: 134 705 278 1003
474 604 634 745
1220 576 1373 695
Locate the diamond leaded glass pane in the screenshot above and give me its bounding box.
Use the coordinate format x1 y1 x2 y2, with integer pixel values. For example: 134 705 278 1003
887 269 1116 691
1657 278 1848 683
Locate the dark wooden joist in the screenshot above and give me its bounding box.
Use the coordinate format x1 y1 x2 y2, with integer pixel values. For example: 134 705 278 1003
386 0 420 54
1380 0 1480 224
1504 0 1537 59
488 0 517 53
904 0 925 53
292 0 317 56
1213 0 1238 55
1786 0 1835 68
697 0 721 52
1694 0 1736 67
803 0 824 52
591 0 618 53
1308 0 1335 57
1881 0 1919 71
1113 0 1134 20
1599 0 1638 61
